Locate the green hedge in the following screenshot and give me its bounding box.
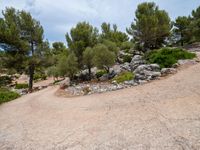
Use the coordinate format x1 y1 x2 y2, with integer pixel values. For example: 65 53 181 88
0 88 20 105
145 47 196 68
15 83 29 89
113 72 134 83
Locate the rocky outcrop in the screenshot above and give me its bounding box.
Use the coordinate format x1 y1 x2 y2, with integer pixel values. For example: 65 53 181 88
59 78 70 89
134 64 161 81
130 55 146 71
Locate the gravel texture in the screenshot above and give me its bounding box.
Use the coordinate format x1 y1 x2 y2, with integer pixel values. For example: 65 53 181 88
0 63 200 149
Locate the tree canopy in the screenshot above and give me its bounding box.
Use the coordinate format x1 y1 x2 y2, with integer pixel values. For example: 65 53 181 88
0 7 47 90
127 2 171 50
66 22 98 68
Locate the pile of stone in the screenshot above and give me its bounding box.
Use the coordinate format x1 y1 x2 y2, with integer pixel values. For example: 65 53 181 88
64 82 131 96
63 52 198 96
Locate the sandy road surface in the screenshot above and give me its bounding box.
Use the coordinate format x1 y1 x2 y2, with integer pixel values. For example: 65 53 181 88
1 63 200 150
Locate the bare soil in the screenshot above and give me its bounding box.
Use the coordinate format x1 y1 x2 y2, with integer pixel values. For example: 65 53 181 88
1 63 200 149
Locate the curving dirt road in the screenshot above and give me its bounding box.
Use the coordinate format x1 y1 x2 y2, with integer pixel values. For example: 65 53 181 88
1 64 200 150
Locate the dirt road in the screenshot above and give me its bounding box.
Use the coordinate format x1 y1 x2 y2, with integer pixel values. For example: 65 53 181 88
1 64 200 150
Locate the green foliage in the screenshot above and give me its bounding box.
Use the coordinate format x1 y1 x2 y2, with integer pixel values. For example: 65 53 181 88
83 47 94 69
113 72 134 83
173 16 192 46
47 66 59 78
57 52 78 79
83 47 94 78
33 73 47 81
96 70 107 78
66 22 98 67
0 7 48 90
15 83 28 89
93 44 115 72
127 2 171 50
0 88 20 104
100 23 129 47
65 52 79 79
145 47 196 68
52 42 68 55
57 55 68 77
120 41 134 50
191 6 200 41
0 76 12 87
122 55 132 63
102 40 119 56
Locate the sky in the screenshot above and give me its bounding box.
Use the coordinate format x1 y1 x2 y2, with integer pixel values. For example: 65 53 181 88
0 0 200 44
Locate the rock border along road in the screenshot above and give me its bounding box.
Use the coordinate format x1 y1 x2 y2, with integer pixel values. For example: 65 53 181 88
1 63 200 149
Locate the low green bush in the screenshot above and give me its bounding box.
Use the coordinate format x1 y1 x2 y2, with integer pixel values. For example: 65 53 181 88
96 70 107 78
34 73 47 81
113 72 134 83
121 41 134 50
0 88 20 105
0 76 12 87
122 55 132 63
145 47 196 68
15 83 29 89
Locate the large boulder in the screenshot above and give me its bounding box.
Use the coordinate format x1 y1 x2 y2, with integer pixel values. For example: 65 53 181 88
120 62 131 72
134 64 161 81
59 78 70 89
130 55 146 71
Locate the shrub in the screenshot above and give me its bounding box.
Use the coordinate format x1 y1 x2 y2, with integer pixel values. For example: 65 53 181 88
0 76 12 87
145 47 196 68
121 41 134 50
96 70 107 78
15 83 29 89
122 55 132 63
0 88 20 105
93 44 116 73
34 73 47 81
113 72 135 83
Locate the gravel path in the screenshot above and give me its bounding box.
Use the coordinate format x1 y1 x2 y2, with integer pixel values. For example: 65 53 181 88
1 63 200 150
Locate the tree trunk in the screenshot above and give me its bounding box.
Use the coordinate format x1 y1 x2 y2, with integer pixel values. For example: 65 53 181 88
29 42 35 92
181 32 184 46
28 64 35 92
105 66 110 74
88 67 91 80
181 40 184 46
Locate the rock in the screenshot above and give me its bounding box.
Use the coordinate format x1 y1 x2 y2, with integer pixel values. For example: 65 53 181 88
135 73 147 80
99 74 109 81
134 64 161 81
161 68 177 76
130 55 145 71
178 59 197 65
108 70 117 79
149 64 160 71
112 65 122 74
124 80 136 86
138 80 148 85
131 55 143 62
172 63 179 68
120 62 131 71
119 51 132 57
59 78 70 89
112 80 118 85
